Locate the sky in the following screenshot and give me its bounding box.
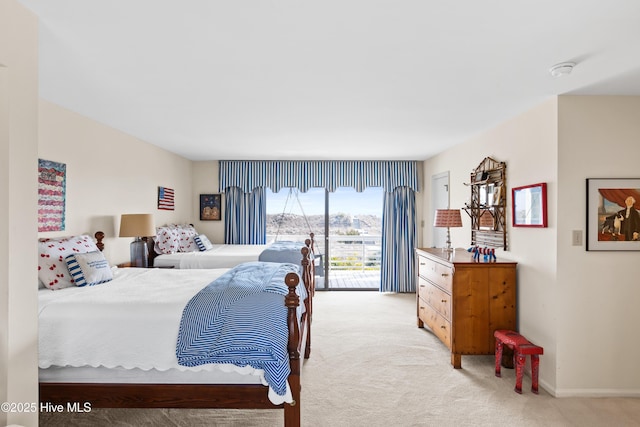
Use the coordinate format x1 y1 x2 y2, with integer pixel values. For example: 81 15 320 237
266 187 383 216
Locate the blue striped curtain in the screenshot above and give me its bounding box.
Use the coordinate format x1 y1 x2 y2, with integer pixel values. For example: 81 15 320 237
381 186 416 293
220 161 418 292
219 160 418 193
224 186 266 244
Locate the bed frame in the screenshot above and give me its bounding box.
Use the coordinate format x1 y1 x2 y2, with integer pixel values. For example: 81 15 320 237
39 231 314 427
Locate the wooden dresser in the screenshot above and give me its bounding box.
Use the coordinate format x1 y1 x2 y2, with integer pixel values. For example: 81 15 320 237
416 248 517 369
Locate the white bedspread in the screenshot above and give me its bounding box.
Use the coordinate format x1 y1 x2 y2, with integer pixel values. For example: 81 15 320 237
154 244 269 269
38 266 294 404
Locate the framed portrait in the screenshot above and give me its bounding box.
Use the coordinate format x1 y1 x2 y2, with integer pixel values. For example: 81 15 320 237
586 178 640 251
200 194 222 221
512 182 547 228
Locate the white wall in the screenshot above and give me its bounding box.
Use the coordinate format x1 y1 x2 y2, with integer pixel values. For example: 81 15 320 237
424 98 560 391
424 95 640 397
38 100 195 265
0 1 39 426
555 96 640 396
192 161 226 243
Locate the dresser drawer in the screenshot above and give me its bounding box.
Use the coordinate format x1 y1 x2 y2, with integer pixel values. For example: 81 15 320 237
417 256 453 293
418 303 451 348
418 278 451 320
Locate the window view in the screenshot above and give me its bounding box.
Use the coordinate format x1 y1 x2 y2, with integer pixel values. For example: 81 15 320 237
266 187 325 246
266 187 383 290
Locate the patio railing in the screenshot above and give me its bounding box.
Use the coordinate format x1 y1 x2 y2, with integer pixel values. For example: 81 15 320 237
267 234 382 272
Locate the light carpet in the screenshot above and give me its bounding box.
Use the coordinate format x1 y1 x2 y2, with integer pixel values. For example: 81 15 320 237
39 291 640 426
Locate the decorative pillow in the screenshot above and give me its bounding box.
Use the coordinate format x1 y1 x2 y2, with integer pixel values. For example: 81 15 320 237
65 251 113 287
176 224 199 252
194 234 214 251
154 226 180 254
38 235 100 290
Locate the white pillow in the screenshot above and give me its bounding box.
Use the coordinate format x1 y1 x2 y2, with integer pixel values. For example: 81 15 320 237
38 235 100 290
155 224 199 253
177 224 199 252
194 234 214 251
155 226 180 254
65 251 113 286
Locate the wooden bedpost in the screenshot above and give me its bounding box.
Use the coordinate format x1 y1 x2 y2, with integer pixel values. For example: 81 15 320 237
284 272 301 427
94 231 105 252
300 246 312 360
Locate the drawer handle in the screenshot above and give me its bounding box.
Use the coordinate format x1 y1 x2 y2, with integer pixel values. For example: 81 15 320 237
440 325 446 329
441 299 447 303
441 273 449 277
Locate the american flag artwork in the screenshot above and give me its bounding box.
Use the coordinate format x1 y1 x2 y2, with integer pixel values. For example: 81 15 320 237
38 159 66 232
158 186 175 210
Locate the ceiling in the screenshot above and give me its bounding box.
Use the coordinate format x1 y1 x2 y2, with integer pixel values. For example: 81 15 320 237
17 0 640 161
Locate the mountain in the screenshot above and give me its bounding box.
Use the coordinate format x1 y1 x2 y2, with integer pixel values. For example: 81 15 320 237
267 213 382 236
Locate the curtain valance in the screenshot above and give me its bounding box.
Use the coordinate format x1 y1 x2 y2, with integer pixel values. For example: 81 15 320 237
219 160 419 193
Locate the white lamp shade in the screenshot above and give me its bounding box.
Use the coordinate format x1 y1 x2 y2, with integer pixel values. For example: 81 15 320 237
119 213 156 238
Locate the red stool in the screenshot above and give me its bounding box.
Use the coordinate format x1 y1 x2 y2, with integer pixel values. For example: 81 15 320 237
494 329 543 394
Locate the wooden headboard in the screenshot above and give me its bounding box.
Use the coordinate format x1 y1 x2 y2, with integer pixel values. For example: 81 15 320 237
147 236 158 267
95 231 105 251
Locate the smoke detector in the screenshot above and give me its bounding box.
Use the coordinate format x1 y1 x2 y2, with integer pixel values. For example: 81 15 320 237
549 62 575 78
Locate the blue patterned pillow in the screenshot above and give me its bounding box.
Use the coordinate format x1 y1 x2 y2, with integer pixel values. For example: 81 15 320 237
194 234 214 251
65 251 113 287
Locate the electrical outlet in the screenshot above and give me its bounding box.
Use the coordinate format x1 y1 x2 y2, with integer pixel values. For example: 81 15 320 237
572 230 582 246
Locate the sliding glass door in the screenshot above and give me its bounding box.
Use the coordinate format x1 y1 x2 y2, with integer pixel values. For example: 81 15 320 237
266 187 382 290
326 187 381 290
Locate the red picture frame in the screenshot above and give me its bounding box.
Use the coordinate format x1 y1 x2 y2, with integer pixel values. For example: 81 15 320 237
512 183 547 228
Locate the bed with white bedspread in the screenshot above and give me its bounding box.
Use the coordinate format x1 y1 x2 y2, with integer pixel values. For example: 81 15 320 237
38 232 314 427
149 224 312 270
152 243 270 268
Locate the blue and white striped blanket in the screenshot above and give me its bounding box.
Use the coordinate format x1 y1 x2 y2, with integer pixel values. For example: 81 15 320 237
176 261 301 397
259 240 306 265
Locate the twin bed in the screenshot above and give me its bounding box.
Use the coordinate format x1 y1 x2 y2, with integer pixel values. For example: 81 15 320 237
151 243 270 268
147 224 315 270
38 232 315 427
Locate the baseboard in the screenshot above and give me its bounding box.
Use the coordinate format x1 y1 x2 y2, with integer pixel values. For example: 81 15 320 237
552 386 640 398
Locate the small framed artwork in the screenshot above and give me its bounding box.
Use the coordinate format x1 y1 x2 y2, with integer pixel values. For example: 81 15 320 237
200 194 222 221
586 178 640 251
158 186 175 211
512 183 547 228
38 158 67 232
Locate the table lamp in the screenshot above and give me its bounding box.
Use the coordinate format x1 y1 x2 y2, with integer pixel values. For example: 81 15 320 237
119 213 156 267
434 209 463 252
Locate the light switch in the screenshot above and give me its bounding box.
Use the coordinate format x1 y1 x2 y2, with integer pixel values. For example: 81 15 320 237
572 230 582 246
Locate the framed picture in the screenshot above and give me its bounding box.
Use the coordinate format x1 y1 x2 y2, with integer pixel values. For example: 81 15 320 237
38 158 66 232
512 182 547 228
200 194 222 221
586 178 640 251
158 186 175 210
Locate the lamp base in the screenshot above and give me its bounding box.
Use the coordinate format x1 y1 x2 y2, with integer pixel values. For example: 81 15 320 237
130 238 149 268
442 227 454 252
